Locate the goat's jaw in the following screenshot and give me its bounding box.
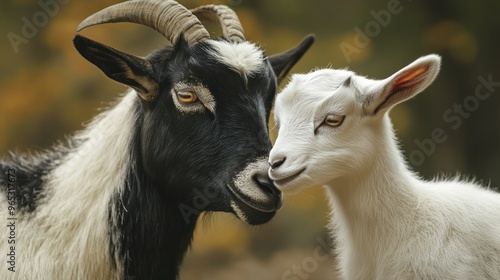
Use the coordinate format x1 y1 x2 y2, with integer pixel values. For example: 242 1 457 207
225 157 283 224
268 161 309 194
270 167 307 191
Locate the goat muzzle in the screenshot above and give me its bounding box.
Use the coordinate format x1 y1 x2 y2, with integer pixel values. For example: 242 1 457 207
228 157 283 214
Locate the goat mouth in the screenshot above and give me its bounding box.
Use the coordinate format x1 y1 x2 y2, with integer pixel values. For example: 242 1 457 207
226 182 283 213
273 168 306 188
229 198 278 225
226 157 283 224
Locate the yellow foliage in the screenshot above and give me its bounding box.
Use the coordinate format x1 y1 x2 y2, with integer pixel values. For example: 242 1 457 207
285 187 328 212
0 68 64 123
43 17 80 54
423 21 478 63
391 105 413 136
234 8 262 40
191 213 250 254
336 31 372 64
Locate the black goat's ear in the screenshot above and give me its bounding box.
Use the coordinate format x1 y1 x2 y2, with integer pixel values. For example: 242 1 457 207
268 34 315 84
73 35 159 101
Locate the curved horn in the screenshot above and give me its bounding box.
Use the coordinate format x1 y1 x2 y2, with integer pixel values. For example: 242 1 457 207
77 0 210 45
190 5 245 42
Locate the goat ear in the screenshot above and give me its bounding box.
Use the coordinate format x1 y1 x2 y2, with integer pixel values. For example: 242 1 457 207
268 34 315 84
365 54 441 115
73 35 159 101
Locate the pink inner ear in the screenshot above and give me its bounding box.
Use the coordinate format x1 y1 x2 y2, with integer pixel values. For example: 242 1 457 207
393 65 428 88
372 65 430 115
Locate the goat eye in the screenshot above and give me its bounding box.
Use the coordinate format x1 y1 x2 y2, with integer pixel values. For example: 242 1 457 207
324 115 345 127
176 92 198 103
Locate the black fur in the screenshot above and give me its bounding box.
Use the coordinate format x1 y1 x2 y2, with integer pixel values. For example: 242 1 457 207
0 141 77 213
0 33 312 280
106 39 281 279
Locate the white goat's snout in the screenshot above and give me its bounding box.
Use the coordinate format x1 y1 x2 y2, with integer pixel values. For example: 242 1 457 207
269 156 286 170
268 150 287 174
268 150 308 191
268 151 285 177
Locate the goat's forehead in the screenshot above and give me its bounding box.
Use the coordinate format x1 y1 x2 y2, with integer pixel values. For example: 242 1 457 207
276 69 357 112
206 40 265 80
303 69 355 91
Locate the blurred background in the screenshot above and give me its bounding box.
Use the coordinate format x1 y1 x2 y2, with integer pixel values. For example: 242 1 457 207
1 0 499 279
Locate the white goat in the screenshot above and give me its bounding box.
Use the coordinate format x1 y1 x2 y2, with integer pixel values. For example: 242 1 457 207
269 55 500 279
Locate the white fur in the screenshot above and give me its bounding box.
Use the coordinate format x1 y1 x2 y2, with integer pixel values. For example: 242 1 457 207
269 55 500 279
230 201 248 223
207 40 264 81
0 91 139 279
230 157 275 212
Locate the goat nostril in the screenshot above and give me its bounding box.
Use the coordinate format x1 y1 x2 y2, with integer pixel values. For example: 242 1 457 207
253 173 282 203
252 173 284 211
269 157 286 170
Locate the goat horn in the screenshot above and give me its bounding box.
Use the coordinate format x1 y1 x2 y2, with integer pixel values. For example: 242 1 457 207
77 0 210 45
190 5 245 42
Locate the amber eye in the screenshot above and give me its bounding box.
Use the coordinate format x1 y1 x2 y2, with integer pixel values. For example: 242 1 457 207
324 115 345 127
177 91 198 103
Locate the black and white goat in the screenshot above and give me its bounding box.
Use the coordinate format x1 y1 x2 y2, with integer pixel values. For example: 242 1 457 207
0 0 314 279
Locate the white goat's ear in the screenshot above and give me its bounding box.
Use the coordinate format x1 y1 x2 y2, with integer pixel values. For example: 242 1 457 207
365 54 441 115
